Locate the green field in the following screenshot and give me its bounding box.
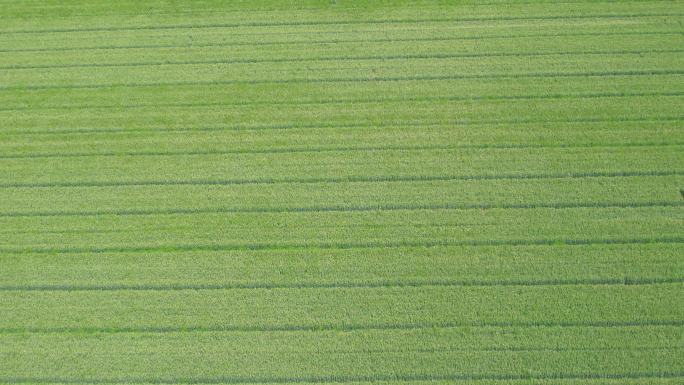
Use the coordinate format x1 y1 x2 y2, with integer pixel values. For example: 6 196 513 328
1 0 683 384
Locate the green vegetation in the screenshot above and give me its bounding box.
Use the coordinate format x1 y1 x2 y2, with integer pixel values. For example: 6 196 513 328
0 0 682 384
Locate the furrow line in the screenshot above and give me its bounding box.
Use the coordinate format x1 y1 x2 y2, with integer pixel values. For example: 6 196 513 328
1 320 683 335
323 346 683 354
1 141 682 160
1 277 682 292
2 91 680 113
0 0 675 20
2 13 681 34
2 70 680 91
3 49 681 70
5 116 682 136
0 31 678 53
1 170 681 189
2 237 683 255
1 372 684 385
1 201 681 219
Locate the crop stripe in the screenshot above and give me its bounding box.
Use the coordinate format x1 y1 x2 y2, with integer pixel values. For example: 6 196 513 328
0 372 683 384
1 13 681 34
1 141 682 160
1 320 683 335
1 277 682 292
2 49 682 70
1 91 681 113
1 70 682 91
1 237 682 255
0 201 681 219
1 170 681 189
5 116 681 136
0 0 674 20
0 31 679 53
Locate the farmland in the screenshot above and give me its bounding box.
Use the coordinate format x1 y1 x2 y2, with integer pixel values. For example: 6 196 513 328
0 0 683 384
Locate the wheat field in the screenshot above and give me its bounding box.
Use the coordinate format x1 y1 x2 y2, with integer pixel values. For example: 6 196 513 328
0 1 683 384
